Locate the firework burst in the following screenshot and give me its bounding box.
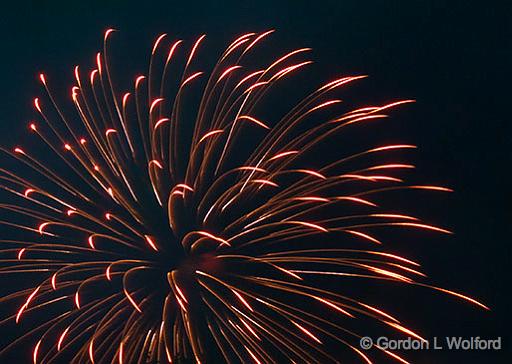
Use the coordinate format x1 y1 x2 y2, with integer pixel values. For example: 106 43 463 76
0 30 487 363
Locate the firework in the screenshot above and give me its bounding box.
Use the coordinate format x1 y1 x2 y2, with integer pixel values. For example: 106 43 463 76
0 30 487 363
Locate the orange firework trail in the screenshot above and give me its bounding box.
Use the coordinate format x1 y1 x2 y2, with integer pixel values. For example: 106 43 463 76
0 30 487 363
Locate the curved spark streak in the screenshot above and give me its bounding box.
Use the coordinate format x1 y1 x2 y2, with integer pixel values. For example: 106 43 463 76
119 342 124 364
33 340 41 364
144 235 159 251
295 169 327 179
106 266 112 281
154 118 170 130
246 347 262 364
314 296 354 318
237 115 271 130
288 221 328 232
135 75 146 88
88 235 96 249
345 230 382 244
57 327 70 351
175 184 194 192
251 179 278 187
198 130 223 144
51 273 57 290
74 292 80 309
149 98 164 114
148 160 163 170
290 320 322 344
218 65 243 82
268 150 299 161
152 34 167 54
196 231 231 247
232 290 253 312
123 288 142 313
89 339 95 363
17 248 26 260
182 72 203 87
16 286 41 323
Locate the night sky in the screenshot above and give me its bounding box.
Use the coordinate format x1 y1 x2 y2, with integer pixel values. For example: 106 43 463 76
0 1 509 363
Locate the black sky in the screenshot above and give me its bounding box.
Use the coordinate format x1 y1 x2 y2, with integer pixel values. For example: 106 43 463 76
0 1 509 363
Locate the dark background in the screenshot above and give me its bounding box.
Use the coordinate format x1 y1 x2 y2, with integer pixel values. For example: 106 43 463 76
0 1 509 363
